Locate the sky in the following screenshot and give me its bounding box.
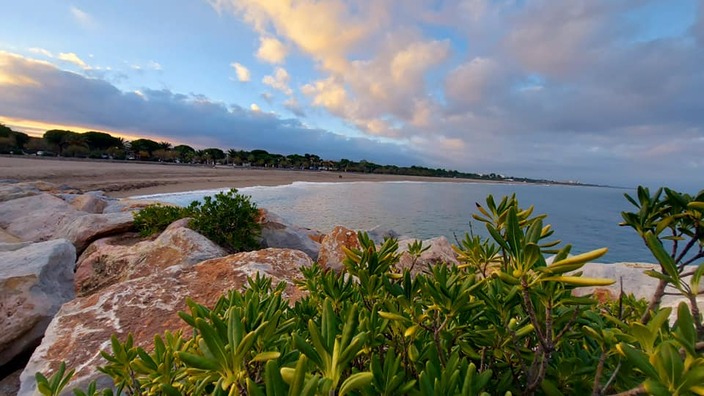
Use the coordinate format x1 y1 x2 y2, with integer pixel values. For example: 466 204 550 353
1 0 703 190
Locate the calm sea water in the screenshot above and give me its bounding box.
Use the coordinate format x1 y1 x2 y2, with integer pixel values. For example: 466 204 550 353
133 181 652 264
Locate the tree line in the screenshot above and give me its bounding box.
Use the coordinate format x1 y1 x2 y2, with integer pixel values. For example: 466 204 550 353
0 123 556 183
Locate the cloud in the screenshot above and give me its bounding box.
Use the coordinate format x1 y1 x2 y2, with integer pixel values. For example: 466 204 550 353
147 61 162 71
256 37 287 64
262 67 292 95
284 97 305 117
57 52 90 69
0 51 418 166
250 103 261 112
28 48 53 58
70 6 96 29
231 62 251 82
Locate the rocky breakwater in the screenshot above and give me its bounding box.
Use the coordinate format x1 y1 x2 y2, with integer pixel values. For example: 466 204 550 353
0 182 152 375
0 181 327 395
18 248 312 394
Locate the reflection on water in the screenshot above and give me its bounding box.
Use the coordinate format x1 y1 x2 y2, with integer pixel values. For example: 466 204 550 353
132 181 651 263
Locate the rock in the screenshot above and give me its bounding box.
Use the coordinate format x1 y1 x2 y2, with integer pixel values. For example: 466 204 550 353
19 248 310 395
575 262 704 322
0 193 79 242
397 236 459 275
317 226 360 272
0 184 39 203
0 239 76 368
0 368 21 396
54 212 135 254
0 182 80 203
0 228 21 243
259 209 321 259
74 221 227 296
365 226 402 245
60 191 111 214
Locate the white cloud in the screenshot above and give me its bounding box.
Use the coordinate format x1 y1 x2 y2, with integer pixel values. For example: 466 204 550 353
148 61 162 71
70 6 96 29
231 62 251 82
256 37 287 64
262 67 292 95
250 103 261 111
28 48 53 58
57 52 89 69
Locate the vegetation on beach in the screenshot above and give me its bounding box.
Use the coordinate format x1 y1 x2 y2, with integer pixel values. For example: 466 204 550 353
133 189 261 253
38 188 704 395
0 123 566 184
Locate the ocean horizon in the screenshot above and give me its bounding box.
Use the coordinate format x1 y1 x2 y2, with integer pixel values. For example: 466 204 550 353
132 181 653 264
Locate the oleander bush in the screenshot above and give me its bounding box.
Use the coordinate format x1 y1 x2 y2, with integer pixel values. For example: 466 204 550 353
42 189 704 395
132 188 261 252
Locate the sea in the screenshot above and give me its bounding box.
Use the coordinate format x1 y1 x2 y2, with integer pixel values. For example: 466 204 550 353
132 181 653 264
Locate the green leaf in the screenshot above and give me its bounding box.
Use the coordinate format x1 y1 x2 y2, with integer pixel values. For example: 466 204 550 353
541 276 615 287
176 352 219 371
339 372 373 396
540 379 564 396
617 343 658 378
644 231 679 282
194 318 227 365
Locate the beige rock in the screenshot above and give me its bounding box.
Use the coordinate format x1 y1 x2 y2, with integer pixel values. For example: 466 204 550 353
0 228 21 243
397 236 459 275
54 212 135 254
575 262 704 322
74 221 226 296
0 193 79 242
0 239 75 367
19 248 310 395
317 226 360 272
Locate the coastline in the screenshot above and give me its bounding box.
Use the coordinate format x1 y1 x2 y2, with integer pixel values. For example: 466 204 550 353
0 155 511 198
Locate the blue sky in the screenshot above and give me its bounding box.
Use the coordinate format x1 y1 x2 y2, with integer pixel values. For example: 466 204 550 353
1 0 702 190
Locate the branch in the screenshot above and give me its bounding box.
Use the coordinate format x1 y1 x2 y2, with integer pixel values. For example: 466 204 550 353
592 350 608 396
608 384 646 396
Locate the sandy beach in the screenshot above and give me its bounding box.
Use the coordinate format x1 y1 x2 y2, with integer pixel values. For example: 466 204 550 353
0 156 486 198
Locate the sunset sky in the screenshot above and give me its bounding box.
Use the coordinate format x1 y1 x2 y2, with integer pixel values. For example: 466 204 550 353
1 1 702 189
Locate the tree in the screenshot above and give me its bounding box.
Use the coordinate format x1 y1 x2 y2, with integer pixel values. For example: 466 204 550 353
44 130 81 156
203 148 225 164
83 131 123 151
173 145 195 162
130 139 160 159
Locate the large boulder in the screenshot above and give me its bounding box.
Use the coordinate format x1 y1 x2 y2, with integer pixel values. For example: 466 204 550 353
0 193 80 242
317 226 360 272
575 262 704 321
259 209 322 259
59 191 111 214
397 236 459 275
0 189 134 252
54 212 135 254
19 248 311 395
74 220 227 296
0 239 76 368
0 181 79 203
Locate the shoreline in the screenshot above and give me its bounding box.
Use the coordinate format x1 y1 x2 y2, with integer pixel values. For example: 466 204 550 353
0 156 515 198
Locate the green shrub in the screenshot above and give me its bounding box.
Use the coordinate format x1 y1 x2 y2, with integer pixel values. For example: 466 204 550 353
132 204 189 237
43 188 704 396
187 189 261 253
133 189 261 253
